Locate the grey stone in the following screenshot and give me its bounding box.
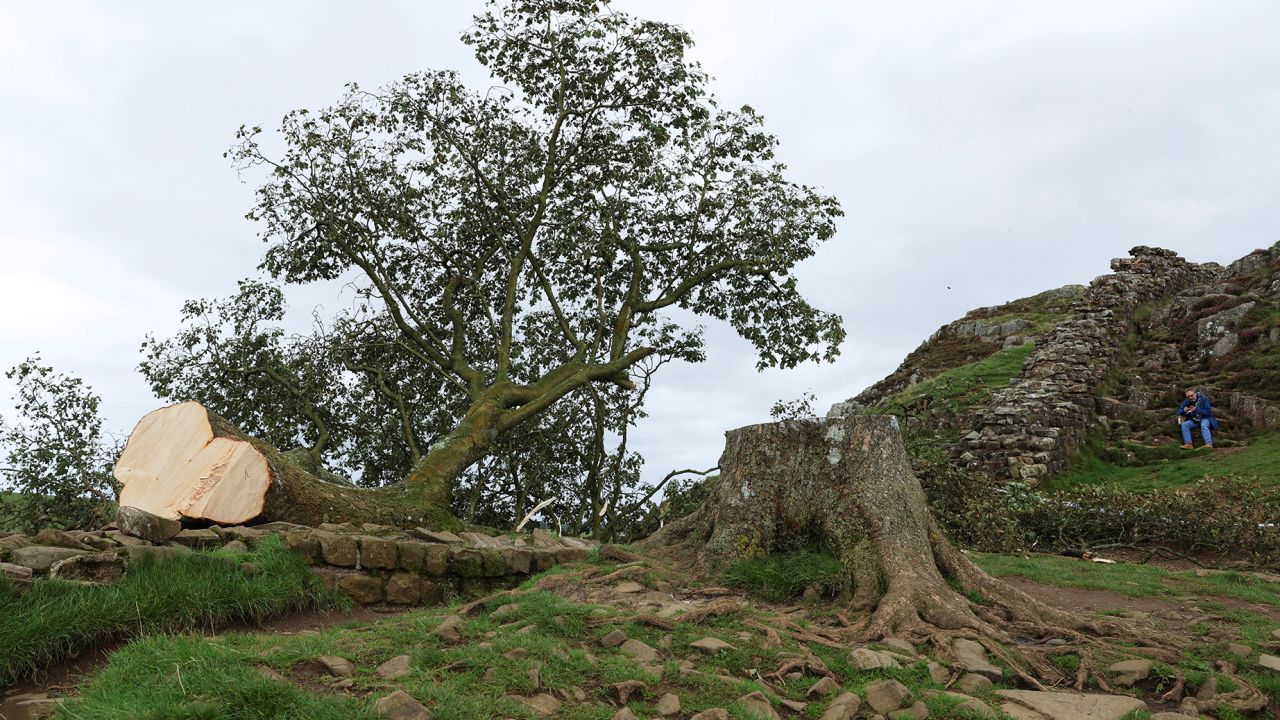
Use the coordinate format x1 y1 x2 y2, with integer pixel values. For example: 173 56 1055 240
377 655 413 679
863 679 911 713
956 673 993 693
819 692 860 720
848 647 899 670
315 531 358 567
172 528 222 549
689 711 730 720
33 528 94 551
736 691 780 719
690 637 734 655
1259 653 1280 672
997 689 1145 720
220 540 250 554
49 551 126 584
656 692 681 716
952 638 1003 681
0 533 31 560
337 573 383 603
806 677 840 698
375 690 431 720
125 544 186 565
359 535 398 569
619 638 660 662
10 545 89 573
600 629 627 647
1 561 34 582
385 573 422 604
116 506 182 543
431 615 464 642
1106 658 1152 687
315 655 355 677
410 528 463 544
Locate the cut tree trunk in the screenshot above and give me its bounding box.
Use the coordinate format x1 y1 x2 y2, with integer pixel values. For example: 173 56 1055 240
114 402 453 528
638 415 1231 695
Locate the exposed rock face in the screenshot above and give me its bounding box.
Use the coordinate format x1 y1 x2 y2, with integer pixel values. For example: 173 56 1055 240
829 243 1280 483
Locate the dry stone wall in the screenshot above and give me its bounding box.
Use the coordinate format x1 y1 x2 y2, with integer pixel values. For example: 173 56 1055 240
0 519 593 606
953 247 1212 482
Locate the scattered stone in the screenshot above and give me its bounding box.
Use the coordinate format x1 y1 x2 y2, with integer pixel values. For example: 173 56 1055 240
612 709 639 720
116 506 182 543
879 638 916 655
49 551 126 584
315 655 356 677
689 711 730 720
1227 643 1252 658
375 690 432 720
615 580 644 593
0 533 31 560
806 676 840 698
600 629 628 648
952 638 1002 681
330 678 355 690
513 693 561 716
780 698 807 712
9 545 89 573
956 673 993 694
619 639 660 663
848 647 899 670
736 691 780 720
255 665 286 682
691 637 735 655
1106 658 1152 687
1 561 34 582
491 602 521 620
1150 714 1192 720
612 680 646 704
864 679 911 713
996 690 1145 720
954 698 997 718
656 692 681 716
173 528 222 549
220 540 250 554
377 655 413 679
889 701 928 720
1258 653 1280 672
411 528 463 544
819 692 860 720
927 661 951 684
431 615 464 642
1195 674 1217 701
33 528 94 551
528 667 541 688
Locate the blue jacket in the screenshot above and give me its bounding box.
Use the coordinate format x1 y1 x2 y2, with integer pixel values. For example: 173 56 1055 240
1178 395 1219 428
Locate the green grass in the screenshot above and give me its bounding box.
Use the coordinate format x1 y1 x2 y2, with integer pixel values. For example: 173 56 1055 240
0 536 343 686
54 589 967 720
875 343 1036 417
721 550 845 602
1049 433 1280 491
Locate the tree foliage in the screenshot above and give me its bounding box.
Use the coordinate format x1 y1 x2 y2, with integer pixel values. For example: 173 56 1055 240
150 0 843 521
0 357 118 532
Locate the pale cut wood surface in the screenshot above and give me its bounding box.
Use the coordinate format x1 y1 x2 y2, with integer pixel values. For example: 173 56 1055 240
115 402 271 524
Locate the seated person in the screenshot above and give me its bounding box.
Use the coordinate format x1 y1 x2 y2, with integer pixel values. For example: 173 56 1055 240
1177 388 1218 449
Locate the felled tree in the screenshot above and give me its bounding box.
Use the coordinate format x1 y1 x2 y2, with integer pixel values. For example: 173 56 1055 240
222 0 844 512
640 415 1266 707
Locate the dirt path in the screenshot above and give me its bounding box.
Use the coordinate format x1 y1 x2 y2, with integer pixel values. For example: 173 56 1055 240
0 605 411 720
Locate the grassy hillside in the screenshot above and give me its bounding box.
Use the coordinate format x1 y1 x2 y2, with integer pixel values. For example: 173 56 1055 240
1050 434 1280 492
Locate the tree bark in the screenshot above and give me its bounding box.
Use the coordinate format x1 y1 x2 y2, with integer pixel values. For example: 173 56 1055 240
114 402 455 529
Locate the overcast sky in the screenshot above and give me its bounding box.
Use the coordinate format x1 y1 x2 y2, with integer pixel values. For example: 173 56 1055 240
2 1 1278 492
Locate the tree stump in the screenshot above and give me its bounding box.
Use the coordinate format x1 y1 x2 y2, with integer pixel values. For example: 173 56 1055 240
641 415 1229 695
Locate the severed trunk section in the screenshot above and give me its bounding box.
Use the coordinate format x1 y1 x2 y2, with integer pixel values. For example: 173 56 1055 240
115 402 453 528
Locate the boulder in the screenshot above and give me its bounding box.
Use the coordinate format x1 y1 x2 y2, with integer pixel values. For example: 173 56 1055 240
818 692 860 720
952 638 1003 681
690 637 735 655
33 528 94 551
735 691 780 720
864 679 911 713
377 655 413 679
1105 659 1152 687
116 506 182 543
848 647 899 670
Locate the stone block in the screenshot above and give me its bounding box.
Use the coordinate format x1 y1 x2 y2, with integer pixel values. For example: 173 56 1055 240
125 545 186 566
282 530 319 562
479 548 505 577
310 566 337 589
419 579 446 605
116 506 182 543
315 531 358 567
422 544 448 575
172 529 222 550
397 541 426 571
359 535 398 569
449 547 484 577
531 548 558 571
385 572 423 605
49 552 127 584
501 546 532 574
337 572 384 604
555 546 589 564
10 545 90 573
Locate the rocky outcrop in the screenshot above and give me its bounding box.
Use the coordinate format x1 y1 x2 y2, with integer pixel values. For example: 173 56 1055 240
951 247 1211 481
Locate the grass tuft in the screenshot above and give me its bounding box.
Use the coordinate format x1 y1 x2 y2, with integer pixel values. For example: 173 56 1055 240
722 551 845 602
